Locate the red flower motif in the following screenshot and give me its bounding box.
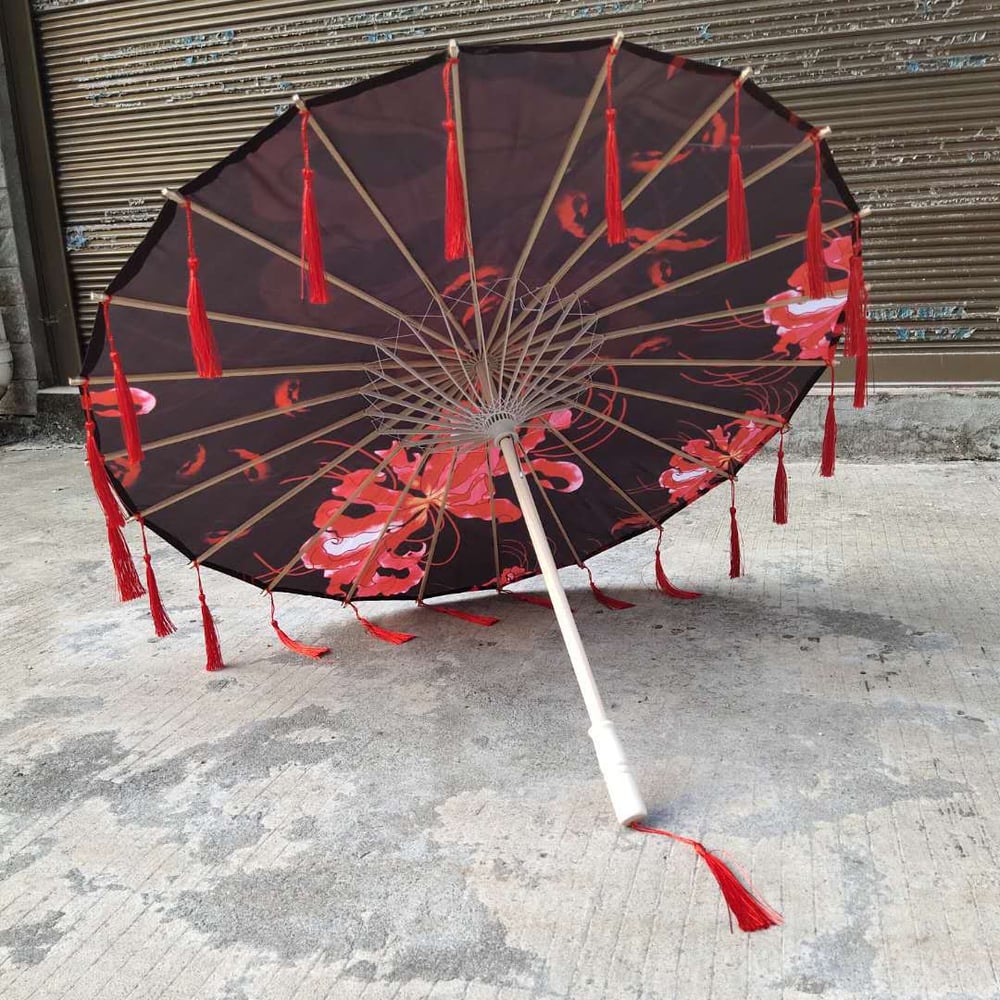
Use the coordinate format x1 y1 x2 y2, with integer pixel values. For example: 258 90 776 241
90 386 156 418
659 410 777 503
765 234 851 361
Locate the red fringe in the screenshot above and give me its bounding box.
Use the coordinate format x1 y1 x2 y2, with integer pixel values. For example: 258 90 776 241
631 823 783 933
139 518 175 637
508 592 554 609
270 594 329 658
773 428 789 525
351 603 415 644
821 371 837 478
196 565 224 671
729 481 742 579
846 214 869 409
107 520 145 603
725 81 750 263
103 300 143 467
81 383 124 529
604 50 626 246
184 199 222 378
442 59 467 261
419 601 499 627
299 110 329 305
804 135 827 298
654 532 701 599
583 566 634 610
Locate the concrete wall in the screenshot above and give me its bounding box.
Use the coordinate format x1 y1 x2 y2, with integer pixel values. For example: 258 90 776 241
0 39 38 417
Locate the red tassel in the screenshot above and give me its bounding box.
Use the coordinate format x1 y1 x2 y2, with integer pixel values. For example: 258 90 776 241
631 823 782 933
270 594 329 658
726 80 751 263
604 49 626 246
821 371 837 478
804 134 827 298
583 565 634 610
299 110 329 305
419 601 499 627
183 199 222 378
773 428 789 525
507 592 554 609
81 382 125 529
845 214 869 409
102 300 143 467
729 480 742 579
195 564 224 671
442 58 467 262
654 531 701 599
350 603 415 644
107 520 145 603
139 517 175 637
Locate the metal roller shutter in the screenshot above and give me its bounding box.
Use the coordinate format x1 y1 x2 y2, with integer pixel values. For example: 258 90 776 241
30 0 1000 371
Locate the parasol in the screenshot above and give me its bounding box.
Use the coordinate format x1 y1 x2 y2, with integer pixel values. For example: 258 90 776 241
76 35 870 932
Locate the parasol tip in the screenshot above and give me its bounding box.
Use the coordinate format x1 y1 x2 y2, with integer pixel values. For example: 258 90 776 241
611 30 625 51
817 125 833 138
291 92 306 109
161 187 183 204
739 66 752 81
89 291 109 303
858 204 874 218
447 38 459 58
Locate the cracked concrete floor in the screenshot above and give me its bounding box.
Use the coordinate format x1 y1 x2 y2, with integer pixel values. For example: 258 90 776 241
1 445 999 1000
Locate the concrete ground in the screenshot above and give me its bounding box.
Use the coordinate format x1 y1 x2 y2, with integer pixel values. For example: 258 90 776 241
1 444 999 1000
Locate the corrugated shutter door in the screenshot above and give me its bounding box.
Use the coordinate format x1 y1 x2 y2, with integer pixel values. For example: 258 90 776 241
31 0 1000 364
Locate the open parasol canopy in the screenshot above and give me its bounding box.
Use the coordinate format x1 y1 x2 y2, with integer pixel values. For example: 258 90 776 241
77 35 870 932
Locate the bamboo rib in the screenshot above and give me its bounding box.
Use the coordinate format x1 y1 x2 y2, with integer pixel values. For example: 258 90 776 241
530 295 811 358
588 208 863 325
485 445 503 592
95 292 430 355
137 409 372 520
77 361 439 385
516 435 583 567
342 449 434 606
199 423 398 567
485 33 621 347
162 189 456 352
503 69 750 339
542 418 662 532
598 381 787 428
263 437 410 591
570 399 733 478
504 127 833 350
448 49 490 377
104 385 369 461
415 448 462 604
583 357 827 368
296 96 472 353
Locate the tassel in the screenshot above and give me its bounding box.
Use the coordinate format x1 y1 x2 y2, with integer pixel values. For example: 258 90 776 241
821 370 837 478
507 592 554 609
350 603 415 644
726 80 750 263
654 531 701 599
139 517 175 637
299 109 329 305
183 199 222 378
845 214 869 409
604 48 626 246
195 564 224 671
107 520 145 603
102 299 143 467
419 601 499 627
631 823 782 933
583 565 634 610
729 480 742 579
804 134 827 298
270 594 329 658
442 58 467 262
773 428 789 525
81 381 125 529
